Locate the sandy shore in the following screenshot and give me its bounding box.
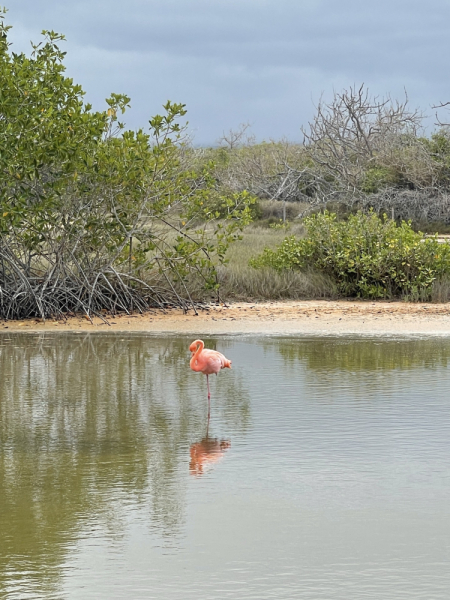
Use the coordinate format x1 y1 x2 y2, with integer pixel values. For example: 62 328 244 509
2 300 450 336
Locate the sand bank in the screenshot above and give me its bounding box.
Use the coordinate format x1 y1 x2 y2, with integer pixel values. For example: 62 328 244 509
2 300 450 336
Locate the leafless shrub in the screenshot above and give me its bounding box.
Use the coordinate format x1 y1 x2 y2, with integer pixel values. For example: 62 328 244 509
356 188 450 223
302 84 424 193
209 86 448 224
209 135 319 223
217 122 254 150
433 101 450 128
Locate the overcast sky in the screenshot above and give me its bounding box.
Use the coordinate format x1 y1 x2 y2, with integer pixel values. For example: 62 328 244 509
6 0 450 145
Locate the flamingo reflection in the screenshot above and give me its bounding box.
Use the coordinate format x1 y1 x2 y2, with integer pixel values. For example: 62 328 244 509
189 415 231 476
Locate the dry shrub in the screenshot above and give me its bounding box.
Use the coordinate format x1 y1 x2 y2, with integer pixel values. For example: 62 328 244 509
258 200 307 221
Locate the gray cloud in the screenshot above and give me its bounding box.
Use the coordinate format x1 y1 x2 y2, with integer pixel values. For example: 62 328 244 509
7 0 450 144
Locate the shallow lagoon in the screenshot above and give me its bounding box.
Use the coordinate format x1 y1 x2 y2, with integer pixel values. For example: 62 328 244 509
1 334 450 599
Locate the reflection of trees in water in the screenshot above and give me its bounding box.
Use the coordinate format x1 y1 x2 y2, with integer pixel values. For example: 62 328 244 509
266 337 450 405
274 338 450 373
0 333 250 598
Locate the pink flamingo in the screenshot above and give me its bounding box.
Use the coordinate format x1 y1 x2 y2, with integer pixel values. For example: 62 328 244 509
189 339 232 415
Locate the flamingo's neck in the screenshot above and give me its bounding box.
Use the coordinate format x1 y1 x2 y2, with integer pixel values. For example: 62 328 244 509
190 340 204 369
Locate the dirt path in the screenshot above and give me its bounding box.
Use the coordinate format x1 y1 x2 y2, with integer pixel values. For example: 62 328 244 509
2 300 450 336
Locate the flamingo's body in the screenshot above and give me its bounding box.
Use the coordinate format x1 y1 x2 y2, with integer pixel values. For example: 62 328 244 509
189 339 231 412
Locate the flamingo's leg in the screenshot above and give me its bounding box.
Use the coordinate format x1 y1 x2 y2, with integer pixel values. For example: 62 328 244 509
207 374 211 417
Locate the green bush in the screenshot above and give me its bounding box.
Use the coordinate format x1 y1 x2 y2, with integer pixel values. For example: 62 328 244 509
361 166 396 193
250 211 450 299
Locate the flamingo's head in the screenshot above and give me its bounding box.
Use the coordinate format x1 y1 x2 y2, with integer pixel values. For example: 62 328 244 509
189 339 203 353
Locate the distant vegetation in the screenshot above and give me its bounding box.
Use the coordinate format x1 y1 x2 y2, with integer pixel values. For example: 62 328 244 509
2 7 450 315
195 81 450 302
201 86 450 230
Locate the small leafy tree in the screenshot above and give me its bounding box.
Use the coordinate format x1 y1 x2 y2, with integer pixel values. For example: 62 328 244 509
0 9 254 319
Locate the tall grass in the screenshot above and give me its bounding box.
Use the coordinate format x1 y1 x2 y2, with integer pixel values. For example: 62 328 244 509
430 278 450 303
217 265 337 301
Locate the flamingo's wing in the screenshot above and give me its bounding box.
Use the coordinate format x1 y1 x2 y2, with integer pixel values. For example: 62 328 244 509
216 351 232 369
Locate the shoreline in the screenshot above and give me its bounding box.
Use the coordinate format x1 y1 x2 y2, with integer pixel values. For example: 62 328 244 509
1 300 450 336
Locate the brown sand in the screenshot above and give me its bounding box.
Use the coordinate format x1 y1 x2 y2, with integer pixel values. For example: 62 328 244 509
2 300 450 336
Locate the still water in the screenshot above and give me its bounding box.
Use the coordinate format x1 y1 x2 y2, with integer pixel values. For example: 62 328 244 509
0 333 450 599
